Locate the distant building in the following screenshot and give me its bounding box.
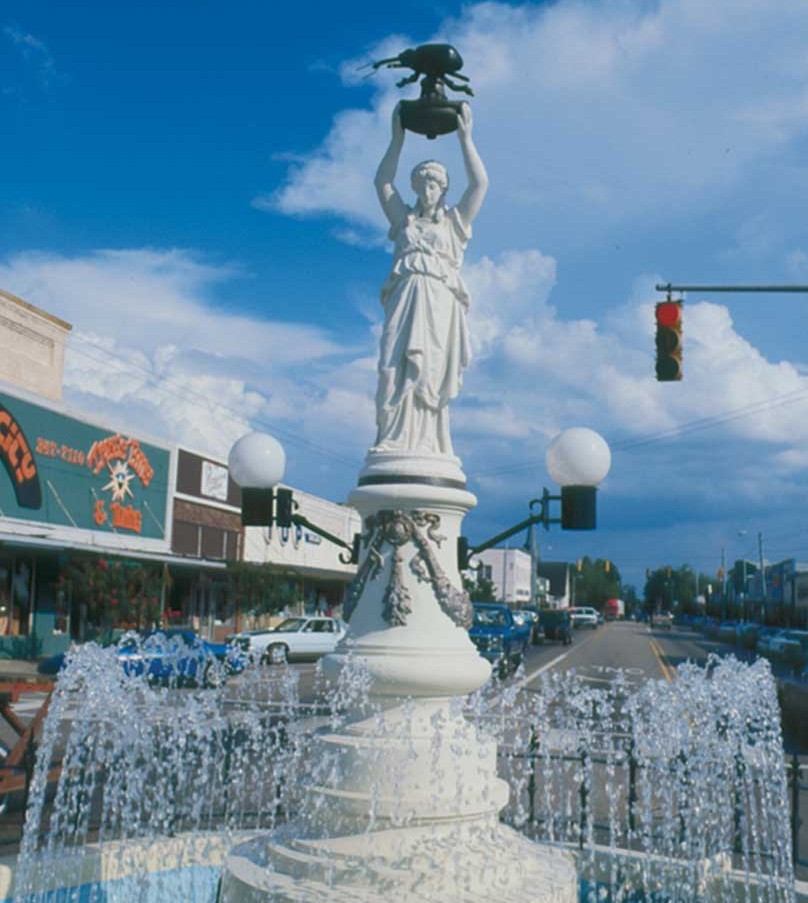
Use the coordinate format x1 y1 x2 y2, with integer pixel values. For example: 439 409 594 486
0 289 71 401
0 287 361 655
536 561 574 609
242 488 361 619
753 558 808 628
473 548 533 606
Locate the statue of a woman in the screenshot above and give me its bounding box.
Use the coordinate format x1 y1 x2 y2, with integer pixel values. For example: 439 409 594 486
372 102 488 458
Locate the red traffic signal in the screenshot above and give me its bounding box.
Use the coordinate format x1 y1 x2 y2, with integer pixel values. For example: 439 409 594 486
655 301 682 381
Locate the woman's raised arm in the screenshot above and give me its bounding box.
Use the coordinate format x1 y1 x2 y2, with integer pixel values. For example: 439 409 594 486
455 103 489 226
374 103 408 226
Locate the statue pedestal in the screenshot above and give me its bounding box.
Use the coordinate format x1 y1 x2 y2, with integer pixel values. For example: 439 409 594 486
332 480 487 697
221 470 578 902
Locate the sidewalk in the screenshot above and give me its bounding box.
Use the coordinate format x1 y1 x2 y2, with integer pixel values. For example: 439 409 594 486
0 659 50 686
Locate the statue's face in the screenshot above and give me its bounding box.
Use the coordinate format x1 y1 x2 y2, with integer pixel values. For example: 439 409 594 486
415 176 444 210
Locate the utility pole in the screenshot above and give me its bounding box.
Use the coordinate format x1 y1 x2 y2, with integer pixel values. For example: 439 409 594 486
758 532 766 599
502 543 508 604
528 521 539 608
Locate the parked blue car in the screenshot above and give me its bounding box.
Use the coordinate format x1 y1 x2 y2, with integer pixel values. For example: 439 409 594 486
468 603 531 676
38 629 247 687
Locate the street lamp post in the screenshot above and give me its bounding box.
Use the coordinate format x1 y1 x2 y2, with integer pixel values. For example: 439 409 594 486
228 432 360 564
458 428 611 571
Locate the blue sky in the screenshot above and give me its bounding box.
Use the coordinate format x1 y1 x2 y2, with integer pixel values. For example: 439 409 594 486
3 0 808 591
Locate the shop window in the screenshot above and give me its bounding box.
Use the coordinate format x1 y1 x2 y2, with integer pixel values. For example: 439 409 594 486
53 585 69 635
201 526 225 560
224 530 240 562
0 562 8 636
0 553 33 636
173 521 200 557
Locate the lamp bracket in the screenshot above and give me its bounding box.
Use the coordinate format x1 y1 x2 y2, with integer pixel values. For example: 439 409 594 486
240 489 361 564
457 488 561 571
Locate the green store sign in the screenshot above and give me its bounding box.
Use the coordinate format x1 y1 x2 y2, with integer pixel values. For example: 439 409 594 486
0 392 170 540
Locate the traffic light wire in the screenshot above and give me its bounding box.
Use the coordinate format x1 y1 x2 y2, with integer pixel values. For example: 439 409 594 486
65 332 808 482
475 384 808 477
65 336 361 472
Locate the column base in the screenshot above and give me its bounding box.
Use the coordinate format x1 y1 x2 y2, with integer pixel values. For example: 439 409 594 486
222 821 578 903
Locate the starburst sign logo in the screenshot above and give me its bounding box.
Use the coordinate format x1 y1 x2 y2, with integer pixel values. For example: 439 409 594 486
103 460 135 502
86 434 154 533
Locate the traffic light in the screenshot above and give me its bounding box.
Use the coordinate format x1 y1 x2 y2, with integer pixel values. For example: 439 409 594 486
240 488 274 527
733 560 757 592
275 487 294 528
655 300 682 381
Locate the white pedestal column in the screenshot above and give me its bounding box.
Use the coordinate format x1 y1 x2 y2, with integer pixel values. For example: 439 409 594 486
222 468 578 902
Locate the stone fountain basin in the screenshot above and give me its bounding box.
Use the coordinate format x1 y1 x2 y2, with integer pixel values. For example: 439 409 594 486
3 832 802 902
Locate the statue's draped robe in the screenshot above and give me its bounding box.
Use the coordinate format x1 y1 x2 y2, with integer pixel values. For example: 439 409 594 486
374 205 472 456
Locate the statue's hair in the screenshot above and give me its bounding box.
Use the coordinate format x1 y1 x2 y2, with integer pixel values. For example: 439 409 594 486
410 160 449 194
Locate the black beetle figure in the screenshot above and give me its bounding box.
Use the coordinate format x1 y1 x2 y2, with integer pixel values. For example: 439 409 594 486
369 43 474 139
372 43 474 96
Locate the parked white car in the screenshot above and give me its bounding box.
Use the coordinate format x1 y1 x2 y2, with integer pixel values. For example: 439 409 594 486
770 630 808 668
654 611 674 630
756 628 788 657
568 606 599 629
230 617 347 664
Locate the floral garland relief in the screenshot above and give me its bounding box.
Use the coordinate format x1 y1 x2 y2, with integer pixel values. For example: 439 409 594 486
343 510 472 629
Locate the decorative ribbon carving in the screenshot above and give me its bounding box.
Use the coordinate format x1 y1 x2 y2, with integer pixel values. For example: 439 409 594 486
343 509 472 629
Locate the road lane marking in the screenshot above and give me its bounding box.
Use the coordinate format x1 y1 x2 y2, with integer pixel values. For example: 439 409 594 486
514 631 600 690
585 665 645 676
648 636 673 682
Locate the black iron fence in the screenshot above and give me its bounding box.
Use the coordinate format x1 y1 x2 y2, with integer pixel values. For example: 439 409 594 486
497 738 806 878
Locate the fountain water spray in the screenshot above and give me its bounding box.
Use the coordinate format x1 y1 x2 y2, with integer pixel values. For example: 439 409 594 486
12 643 795 902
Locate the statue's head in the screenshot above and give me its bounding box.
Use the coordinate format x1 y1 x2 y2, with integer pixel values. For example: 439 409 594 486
410 160 449 208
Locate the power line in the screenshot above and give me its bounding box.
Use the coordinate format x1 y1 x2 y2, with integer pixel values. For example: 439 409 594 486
613 388 808 452
66 336 361 472
65 333 808 487
474 384 808 478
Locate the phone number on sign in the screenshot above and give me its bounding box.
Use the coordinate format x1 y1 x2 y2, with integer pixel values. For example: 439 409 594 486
36 438 86 466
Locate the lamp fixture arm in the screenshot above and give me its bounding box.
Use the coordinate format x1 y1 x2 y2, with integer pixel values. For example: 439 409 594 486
290 513 360 565
457 489 561 571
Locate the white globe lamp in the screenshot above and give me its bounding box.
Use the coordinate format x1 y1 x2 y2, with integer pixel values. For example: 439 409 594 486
228 432 286 488
546 427 611 530
228 432 287 527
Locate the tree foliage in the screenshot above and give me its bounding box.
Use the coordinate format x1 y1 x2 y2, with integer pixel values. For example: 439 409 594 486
226 562 294 616
643 565 714 614
60 556 162 630
572 556 622 611
462 571 498 603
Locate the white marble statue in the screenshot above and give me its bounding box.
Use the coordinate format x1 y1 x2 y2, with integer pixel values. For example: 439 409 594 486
372 101 488 457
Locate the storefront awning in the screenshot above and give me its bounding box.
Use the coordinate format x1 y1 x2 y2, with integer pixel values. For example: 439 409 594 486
0 530 227 571
262 561 355 584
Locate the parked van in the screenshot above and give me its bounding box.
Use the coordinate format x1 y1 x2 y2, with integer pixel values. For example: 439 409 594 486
569 606 599 629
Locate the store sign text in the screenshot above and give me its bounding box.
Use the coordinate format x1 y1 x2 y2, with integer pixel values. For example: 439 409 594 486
87 435 154 486
35 430 156 535
0 406 41 509
93 499 143 533
35 438 86 466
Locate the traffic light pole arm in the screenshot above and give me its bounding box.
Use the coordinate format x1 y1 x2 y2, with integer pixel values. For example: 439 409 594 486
457 489 561 571
656 283 808 294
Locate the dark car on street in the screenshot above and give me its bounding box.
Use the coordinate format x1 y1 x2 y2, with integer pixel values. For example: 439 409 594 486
538 609 573 645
